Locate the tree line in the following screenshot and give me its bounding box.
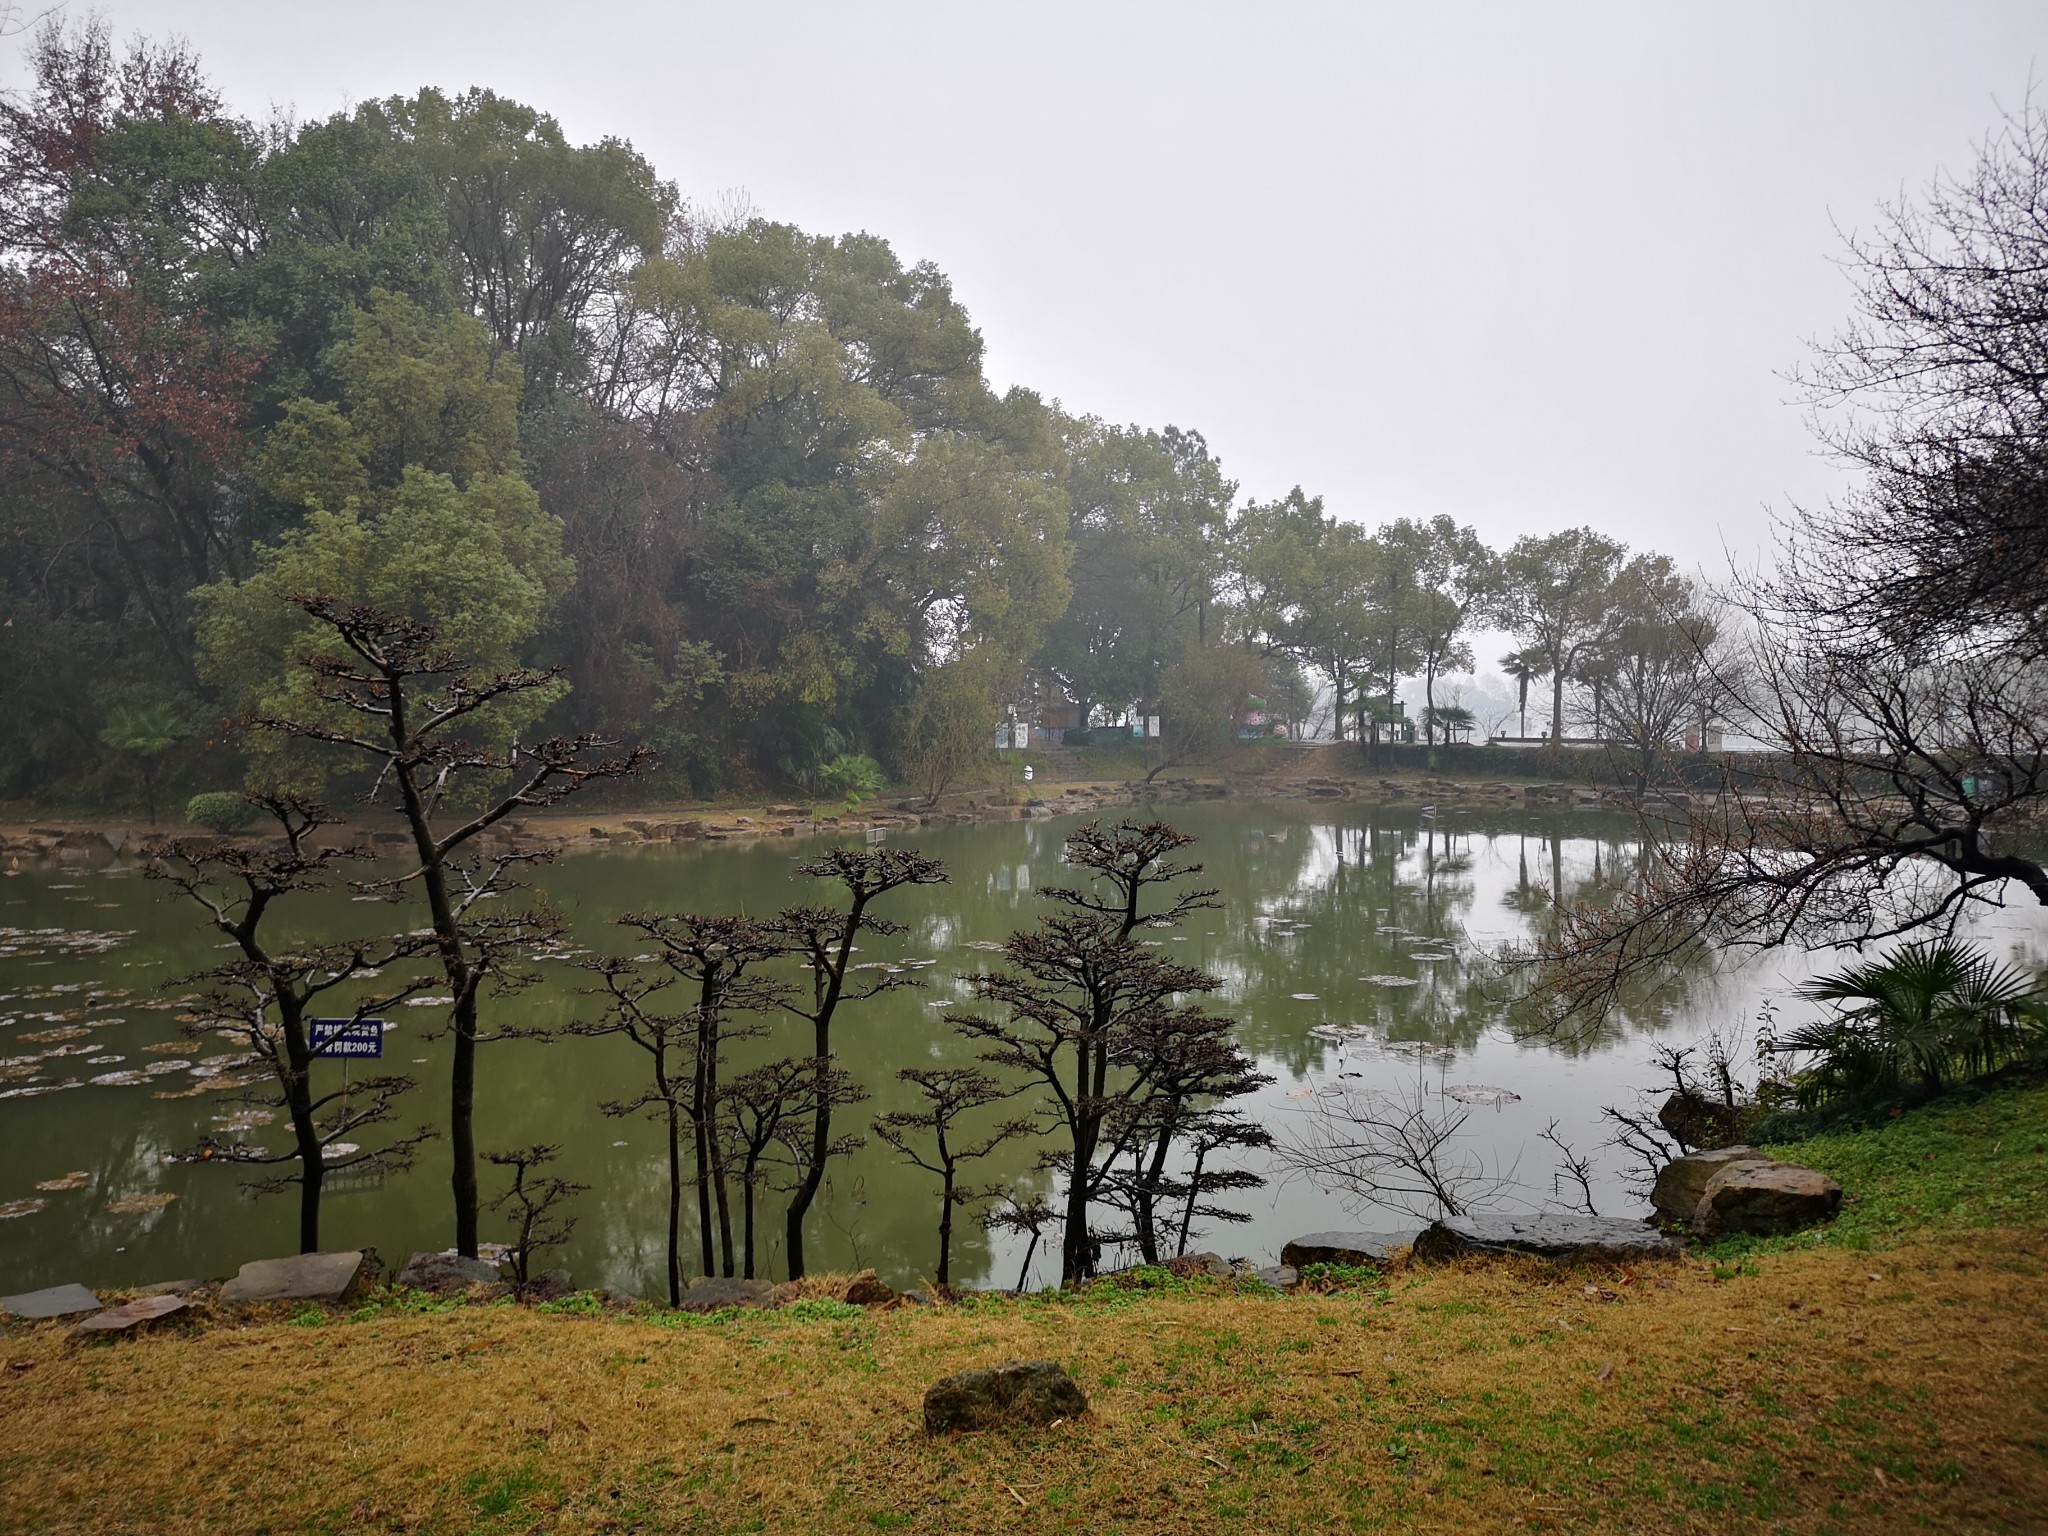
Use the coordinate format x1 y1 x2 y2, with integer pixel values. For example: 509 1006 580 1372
0 19 1722 818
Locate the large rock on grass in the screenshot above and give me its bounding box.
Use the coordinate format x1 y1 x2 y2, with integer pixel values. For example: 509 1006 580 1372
1412 1215 1682 1264
219 1251 363 1305
1281 1230 1422 1269
679 1276 778 1313
1651 1147 1772 1224
397 1252 507 1292
842 1270 896 1306
923 1359 1087 1434
1692 1160 1842 1237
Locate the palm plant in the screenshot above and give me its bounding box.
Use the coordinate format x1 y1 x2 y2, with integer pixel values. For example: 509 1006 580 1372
1498 650 1548 739
1781 939 2045 1106
99 703 185 824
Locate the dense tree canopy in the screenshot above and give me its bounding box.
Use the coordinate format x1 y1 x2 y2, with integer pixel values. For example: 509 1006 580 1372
0 17 1706 808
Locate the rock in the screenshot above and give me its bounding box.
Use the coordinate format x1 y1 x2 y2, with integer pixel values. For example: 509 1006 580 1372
1280 1229 1422 1269
1412 1215 1683 1264
1252 1264 1299 1291
900 1289 936 1307
397 1251 507 1292
519 1269 575 1303
923 1359 1088 1434
1692 1160 1843 1238
1651 1146 1773 1224
594 1287 639 1311
218 1251 364 1304
1163 1252 1234 1280
1657 1091 1750 1151
0 1282 101 1320
678 1276 777 1313
129 1279 204 1298
74 1295 190 1336
842 1269 896 1306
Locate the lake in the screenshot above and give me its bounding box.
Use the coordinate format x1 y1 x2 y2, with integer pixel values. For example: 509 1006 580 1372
4 799 2043 1295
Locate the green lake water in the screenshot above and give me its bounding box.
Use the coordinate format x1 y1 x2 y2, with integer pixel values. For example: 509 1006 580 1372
4 800 2043 1295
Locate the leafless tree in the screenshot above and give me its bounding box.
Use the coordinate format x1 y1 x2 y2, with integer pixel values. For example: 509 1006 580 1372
1277 1076 1518 1222
258 597 644 1257
1539 1119 1600 1217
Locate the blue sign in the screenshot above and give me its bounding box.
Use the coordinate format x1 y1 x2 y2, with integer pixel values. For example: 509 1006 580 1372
310 1018 385 1059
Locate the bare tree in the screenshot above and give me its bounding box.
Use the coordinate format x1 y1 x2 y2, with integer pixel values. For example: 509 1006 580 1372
1277 1076 1517 1222
259 597 644 1257
1582 557 1739 800
1539 1119 1600 1217
769 847 948 1279
1536 102 2048 1033
146 794 436 1252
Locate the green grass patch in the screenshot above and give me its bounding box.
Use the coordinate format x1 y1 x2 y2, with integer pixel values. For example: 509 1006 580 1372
1706 1075 2048 1260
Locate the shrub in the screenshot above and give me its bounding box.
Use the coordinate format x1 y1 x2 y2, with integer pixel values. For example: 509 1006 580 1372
1779 938 2047 1107
819 753 884 809
184 791 257 834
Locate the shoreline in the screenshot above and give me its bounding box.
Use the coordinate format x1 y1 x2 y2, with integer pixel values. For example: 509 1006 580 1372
0 751 1632 865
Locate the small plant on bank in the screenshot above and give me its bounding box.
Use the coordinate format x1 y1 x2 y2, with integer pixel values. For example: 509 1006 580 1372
183 791 260 834
820 752 885 810
1781 938 2047 1107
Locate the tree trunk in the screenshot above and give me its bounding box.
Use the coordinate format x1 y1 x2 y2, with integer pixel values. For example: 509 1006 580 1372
937 1163 954 1288
450 993 479 1256
278 1001 323 1254
665 1097 683 1306
1550 667 1567 747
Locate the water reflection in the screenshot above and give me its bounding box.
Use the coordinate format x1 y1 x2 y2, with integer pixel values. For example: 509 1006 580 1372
3 801 2043 1296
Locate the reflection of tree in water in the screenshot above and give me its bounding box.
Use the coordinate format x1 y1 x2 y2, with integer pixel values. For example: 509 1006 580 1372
1206 806 1724 1072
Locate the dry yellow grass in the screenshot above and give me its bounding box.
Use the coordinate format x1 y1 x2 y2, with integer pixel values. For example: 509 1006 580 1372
4 1234 2045 1536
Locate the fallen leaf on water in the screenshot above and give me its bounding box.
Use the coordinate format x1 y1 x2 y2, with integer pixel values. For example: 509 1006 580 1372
103 1192 177 1216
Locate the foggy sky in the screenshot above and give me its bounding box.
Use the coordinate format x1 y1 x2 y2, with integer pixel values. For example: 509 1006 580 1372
24 1 2048 574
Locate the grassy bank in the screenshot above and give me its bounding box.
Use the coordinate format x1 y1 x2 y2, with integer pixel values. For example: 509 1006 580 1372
5 1084 2046 1536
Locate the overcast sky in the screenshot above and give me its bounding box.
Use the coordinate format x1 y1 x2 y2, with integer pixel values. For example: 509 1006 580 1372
23 1 2048 574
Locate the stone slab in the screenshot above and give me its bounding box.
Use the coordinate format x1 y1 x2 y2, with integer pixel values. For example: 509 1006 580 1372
130 1279 205 1298
1253 1264 1299 1291
1412 1215 1683 1264
74 1295 190 1335
1280 1230 1422 1269
0 1282 101 1320
219 1250 363 1304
